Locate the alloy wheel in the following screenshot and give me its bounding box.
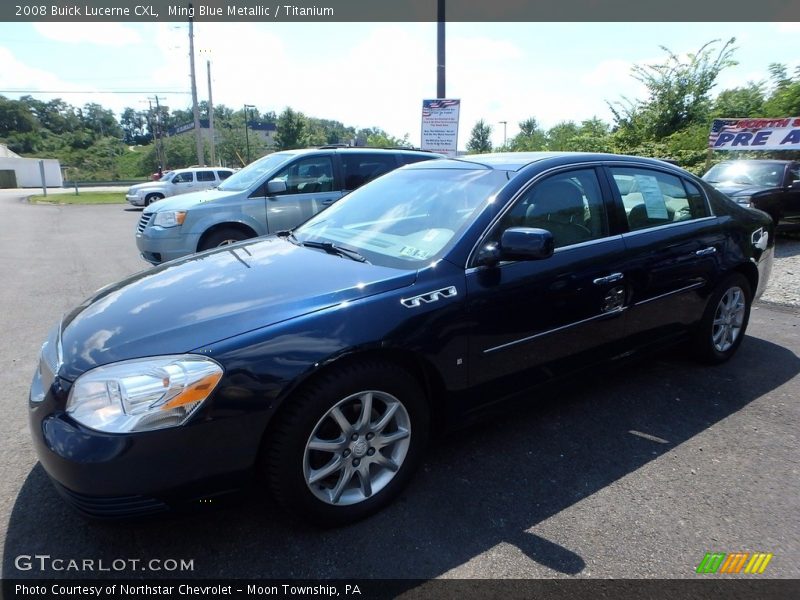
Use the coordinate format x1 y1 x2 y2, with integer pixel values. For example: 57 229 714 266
303 390 411 506
712 286 746 353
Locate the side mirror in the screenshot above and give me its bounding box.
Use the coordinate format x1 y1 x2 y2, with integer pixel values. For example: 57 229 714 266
267 180 287 195
476 227 555 267
791 180 800 190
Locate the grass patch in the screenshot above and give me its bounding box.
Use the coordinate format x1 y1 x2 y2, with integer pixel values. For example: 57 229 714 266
29 192 126 205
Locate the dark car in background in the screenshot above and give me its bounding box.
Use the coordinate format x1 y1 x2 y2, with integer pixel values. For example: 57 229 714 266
30 152 774 526
703 159 800 228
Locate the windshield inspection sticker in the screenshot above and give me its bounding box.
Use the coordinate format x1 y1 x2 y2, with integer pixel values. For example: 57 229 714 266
635 174 669 219
399 246 430 259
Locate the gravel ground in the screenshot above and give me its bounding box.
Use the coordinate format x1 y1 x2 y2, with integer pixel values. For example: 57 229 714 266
761 232 800 306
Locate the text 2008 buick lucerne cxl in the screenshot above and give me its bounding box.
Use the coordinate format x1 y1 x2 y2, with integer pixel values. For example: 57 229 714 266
29 153 774 526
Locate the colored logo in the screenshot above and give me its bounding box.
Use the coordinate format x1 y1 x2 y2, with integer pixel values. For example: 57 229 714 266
696 552 773 574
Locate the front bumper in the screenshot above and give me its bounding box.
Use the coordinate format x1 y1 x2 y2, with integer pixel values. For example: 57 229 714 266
126 194 144 206
29 367 266 517
135 224 200 265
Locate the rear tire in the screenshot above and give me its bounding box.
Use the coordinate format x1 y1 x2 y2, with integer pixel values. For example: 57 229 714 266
691 273 752 364
265 361 429 527
198 228 250 251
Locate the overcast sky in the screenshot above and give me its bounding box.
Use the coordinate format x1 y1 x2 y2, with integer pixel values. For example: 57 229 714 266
1 21 799 148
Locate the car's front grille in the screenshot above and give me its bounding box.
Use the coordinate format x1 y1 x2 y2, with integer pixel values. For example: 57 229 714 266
137 212 153 233
53 482 169 518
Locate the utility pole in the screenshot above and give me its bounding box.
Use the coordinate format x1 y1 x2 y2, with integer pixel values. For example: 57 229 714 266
243 104 255 164
499 121 507 147
206 59 216 166
188 3 205 166
147 96 168 169
437 0 445 98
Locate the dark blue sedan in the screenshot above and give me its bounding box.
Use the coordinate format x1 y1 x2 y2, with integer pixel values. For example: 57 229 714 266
29 153 774 525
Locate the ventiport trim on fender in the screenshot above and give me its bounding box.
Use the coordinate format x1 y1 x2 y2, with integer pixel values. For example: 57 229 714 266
401 286 458 308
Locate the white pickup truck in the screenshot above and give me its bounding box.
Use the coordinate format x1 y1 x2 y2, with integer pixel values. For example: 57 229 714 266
126 167 235 207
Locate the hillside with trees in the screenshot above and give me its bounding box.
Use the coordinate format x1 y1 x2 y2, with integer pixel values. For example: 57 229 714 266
3 38 800 180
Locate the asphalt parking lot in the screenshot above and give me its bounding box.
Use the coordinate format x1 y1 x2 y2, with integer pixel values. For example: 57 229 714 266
0 190 798 580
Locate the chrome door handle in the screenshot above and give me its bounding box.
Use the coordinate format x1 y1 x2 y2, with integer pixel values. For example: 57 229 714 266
593 272 624 285
695 247 717 256
321 199 335 206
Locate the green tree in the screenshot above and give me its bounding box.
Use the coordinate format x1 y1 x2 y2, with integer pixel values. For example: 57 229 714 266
510 117 547 151
0 96 37 137
467 119 493 153
610 38 737 143
546 121 580 150
713 83 766 118
764 63 800 117
275 107 307 150
366 129 409 147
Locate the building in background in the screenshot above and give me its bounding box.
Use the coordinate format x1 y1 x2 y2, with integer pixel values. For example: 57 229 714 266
0 144 62 188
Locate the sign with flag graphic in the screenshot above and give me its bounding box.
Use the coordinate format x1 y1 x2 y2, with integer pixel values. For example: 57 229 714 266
421 99 461 157
709 117 800 150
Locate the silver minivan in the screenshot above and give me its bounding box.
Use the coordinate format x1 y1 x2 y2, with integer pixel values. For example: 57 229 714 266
135 148 438 264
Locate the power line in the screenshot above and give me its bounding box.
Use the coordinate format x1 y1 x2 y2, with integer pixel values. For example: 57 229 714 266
0 89 190 94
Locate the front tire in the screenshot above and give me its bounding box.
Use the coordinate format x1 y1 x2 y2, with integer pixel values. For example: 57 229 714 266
266 361 430 527
198 228 250 251
144 193 163 207
692 272 752 364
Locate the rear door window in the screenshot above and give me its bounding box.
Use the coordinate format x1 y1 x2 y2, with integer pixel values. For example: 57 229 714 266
196 171 216 182
340 153 398 191
609 167 709 231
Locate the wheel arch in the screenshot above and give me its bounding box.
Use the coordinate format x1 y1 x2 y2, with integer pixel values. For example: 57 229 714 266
264 348 449 445
197 222 259 251
731 260 758 300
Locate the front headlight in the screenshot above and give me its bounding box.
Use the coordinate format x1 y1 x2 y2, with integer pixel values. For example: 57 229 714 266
153 211 187 228
734 195 753 208
66 355 223 433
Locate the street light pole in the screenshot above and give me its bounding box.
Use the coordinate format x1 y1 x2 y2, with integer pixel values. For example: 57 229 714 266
437 0 445 98
499 121 507 147
243 104 255 165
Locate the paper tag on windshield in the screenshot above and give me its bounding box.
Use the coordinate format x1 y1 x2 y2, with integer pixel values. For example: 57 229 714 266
635 174 669 219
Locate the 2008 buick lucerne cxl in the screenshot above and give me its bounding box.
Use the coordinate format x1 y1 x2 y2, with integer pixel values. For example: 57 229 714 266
29 153 774 525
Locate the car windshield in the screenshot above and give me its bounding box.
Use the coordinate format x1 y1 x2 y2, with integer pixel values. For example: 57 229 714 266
703 162 783 187
294 167 509 268
217 152 295 191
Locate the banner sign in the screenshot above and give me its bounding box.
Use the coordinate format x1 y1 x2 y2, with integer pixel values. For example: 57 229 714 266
709 117 800 150
421 99 460 157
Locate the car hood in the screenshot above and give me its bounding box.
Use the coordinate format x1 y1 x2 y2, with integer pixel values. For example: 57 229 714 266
144 188 238 213
129 181 164 192
708 182 770 197
58 237 417 381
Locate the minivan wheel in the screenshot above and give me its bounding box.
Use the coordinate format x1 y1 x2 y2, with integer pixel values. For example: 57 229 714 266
144 193 164 207
266 361 429 527
198 228 250 251
692 273 752 364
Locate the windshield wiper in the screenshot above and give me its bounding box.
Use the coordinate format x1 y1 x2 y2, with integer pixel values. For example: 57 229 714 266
277 231 367 263
302 239 369 263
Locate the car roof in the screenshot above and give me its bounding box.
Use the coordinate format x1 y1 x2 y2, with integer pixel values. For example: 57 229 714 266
404 151 685 172
173 166 233 172
285 147 440 156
